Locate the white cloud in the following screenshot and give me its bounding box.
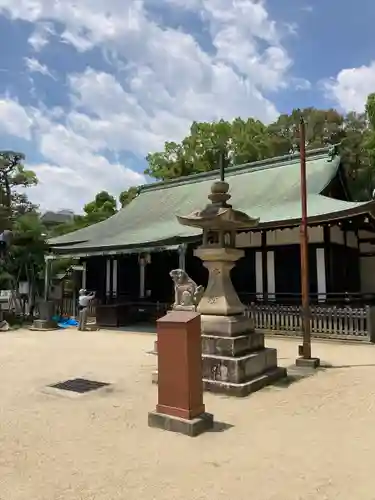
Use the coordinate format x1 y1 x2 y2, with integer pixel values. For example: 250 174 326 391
0 0 300 212
28 21 55 51
0 0 293 96
24 56 55 79
27 159 144 214
0 98 146 213
0 98 33 139
324 62 375 113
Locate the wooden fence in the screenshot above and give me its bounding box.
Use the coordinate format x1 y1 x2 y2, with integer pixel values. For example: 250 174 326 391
59 297 96 319
246 303 375 342
56 297 375 342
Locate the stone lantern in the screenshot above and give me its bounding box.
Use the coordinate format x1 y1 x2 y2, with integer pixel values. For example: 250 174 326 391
177 178 286 396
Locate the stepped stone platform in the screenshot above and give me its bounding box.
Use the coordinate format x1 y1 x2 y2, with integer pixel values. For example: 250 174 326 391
200 314 286 396
30 319 58 331
152 315 287 396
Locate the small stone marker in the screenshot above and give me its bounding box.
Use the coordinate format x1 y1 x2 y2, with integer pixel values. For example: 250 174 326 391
148 310 214 437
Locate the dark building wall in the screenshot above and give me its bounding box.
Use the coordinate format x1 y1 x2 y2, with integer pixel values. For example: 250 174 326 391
86 257 106 299
117 254 140 299
231 248 256 301
273 244 317 298
83 238 360 306
146 251 179 302
327 244 360 294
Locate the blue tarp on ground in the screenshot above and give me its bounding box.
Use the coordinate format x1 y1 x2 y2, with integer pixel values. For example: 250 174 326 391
52 316 79 328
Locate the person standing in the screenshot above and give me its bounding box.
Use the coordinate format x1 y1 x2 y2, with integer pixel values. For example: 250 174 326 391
78 289 95 331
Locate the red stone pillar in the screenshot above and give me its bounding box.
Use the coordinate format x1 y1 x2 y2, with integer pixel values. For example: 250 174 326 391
148 311 213 436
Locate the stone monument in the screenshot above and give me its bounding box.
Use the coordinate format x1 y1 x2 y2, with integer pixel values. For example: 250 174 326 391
148 310 214 436
30 300 58 331
177 176 287 396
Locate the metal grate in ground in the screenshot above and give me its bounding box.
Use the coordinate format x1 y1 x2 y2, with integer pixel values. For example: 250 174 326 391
49 378 110 394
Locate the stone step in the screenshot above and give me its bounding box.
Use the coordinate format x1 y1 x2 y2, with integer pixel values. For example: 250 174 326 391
203 367 287 397
152 332 264 357
202 331 264 357
82 323 100 331
202 347 279 384
151 366 287 397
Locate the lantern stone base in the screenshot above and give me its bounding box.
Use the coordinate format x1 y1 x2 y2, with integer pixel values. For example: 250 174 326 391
148 411 214 437
152 359 286 397
200 314 254 336
295 356 320 369
202 353 286 397
203 367 287 397
200 313 286 397
30 319 58 331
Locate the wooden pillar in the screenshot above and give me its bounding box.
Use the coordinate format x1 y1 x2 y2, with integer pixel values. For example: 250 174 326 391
139 254 148 299
178 243 187 270
261 231 267 300
148 311 213 436
316 248 326 302
255 251 263 300
266 250 275 301
343 227 350 292
82 261 87 290
323 225 332 294
112 258 118 299
105 258 111 301
43 258 51 302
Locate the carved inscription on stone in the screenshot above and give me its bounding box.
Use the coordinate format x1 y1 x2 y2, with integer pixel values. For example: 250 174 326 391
207 297 218 304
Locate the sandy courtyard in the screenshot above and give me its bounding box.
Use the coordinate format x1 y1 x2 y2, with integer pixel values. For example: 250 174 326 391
1 328 375 500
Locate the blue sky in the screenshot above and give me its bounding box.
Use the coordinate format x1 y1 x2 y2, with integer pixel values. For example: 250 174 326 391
0 0 374 212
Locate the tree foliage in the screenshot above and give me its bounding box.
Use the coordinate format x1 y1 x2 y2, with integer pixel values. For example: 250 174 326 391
0 152 44 291
51 187 140 237
144 105 375 201
50 191 118 237
0 151 38 229
4 213 46 285
83 190 117 222
119 186 138 208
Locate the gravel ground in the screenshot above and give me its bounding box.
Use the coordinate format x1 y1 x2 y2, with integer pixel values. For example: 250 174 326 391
1 328 375 500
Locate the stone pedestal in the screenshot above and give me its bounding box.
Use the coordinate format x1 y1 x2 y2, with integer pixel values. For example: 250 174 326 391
295 357 320 368
30 300 58 331
195 247 286 397
148 311 213 437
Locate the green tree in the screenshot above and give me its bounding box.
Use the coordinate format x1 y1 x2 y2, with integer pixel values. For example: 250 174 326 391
268 108 345 155
7 213 46 282
145 119 275 180
84 190 117 222
0 151 38 229
0 152 45 296
144 107 375 202
119 186 139 208
49 191 119 237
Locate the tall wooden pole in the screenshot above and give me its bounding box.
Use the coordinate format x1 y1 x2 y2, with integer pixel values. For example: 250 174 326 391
219 150 225 182
299 117 312 359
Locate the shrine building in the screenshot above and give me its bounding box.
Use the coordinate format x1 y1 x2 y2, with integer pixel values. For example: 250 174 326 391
47 147 375 331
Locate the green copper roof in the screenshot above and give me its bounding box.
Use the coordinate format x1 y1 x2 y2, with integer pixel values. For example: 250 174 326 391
48 149 372 254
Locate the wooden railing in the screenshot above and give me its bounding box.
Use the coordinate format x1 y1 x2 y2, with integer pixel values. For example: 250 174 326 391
239 292 375 306
56 296 375 342
246 303 374 342
59 297 96 318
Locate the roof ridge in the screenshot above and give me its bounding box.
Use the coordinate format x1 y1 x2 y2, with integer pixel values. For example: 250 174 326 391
140 147 332 193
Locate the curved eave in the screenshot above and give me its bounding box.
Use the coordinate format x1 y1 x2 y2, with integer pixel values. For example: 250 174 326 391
255 200 375 230
48 235 201 257
47 200 375 257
